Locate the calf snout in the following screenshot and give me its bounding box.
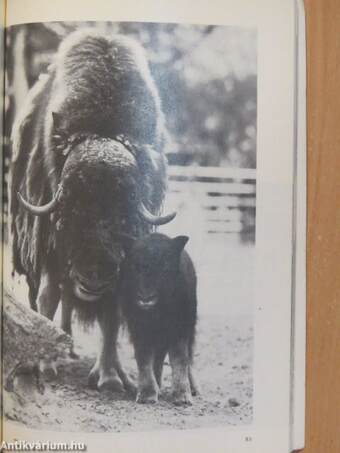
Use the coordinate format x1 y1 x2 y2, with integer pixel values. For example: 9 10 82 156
136 292 158 310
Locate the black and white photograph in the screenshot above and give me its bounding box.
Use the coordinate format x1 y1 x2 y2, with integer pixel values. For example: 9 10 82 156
3 21 257 433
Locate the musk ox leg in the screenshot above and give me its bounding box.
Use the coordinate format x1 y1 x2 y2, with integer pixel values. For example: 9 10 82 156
135 343 159 404
188 365 200 396
35 268 61 377
88 302 135 394
153 345 168 389
61 298 73 335
27 278 38 312
88 319 123 392
113 353 137 395
37 268 60 320
169 339 193 406
60 299 79 359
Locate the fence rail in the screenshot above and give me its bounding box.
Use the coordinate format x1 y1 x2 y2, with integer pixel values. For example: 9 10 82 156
167 165 256 180
166 165 256 237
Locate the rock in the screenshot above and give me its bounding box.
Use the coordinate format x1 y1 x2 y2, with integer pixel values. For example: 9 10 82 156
228 398 240 407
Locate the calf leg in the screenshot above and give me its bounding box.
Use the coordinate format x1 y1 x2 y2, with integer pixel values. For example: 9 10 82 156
135 342 159 404
169 339 192 405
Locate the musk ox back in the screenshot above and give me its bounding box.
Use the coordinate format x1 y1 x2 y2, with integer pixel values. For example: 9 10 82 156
10 29 175 391
52 31 165 144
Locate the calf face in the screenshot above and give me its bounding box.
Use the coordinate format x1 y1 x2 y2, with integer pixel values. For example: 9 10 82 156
126 234 189 310
122 233 199 405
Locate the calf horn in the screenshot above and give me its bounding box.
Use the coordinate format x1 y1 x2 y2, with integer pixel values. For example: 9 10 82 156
17 185 62 216
138 202 176 225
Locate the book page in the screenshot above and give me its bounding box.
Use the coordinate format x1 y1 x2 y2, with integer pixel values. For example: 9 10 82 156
2 1 302 452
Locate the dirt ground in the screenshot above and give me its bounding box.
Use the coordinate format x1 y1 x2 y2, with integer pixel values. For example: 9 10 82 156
5 313 253 433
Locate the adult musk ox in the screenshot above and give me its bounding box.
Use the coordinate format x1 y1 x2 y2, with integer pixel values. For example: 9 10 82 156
10 29 175 392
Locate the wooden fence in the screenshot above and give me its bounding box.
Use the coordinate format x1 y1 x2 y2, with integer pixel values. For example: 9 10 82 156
165 165 256 239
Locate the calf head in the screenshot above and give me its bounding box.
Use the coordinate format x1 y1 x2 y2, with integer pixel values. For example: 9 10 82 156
125 233 189 311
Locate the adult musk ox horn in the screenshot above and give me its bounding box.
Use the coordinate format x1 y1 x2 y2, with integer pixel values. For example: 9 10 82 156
17 185 62 216
138 202 176 226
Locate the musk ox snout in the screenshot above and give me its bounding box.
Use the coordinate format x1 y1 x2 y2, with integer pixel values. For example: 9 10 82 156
69 246 122 302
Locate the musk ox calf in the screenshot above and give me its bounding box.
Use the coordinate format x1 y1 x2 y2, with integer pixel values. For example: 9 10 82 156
10 29 175 392
121 233 199 405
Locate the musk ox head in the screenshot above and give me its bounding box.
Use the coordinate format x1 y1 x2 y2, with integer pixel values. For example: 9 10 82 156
17 132 175 302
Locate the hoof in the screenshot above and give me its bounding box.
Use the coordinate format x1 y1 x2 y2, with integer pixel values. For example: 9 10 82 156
136 391 159 404
69 350 80 360
122 376 137 396
87 368 99 389
173 391 193 406
190 385 200 397
88 363 125 393
98 375 124 393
